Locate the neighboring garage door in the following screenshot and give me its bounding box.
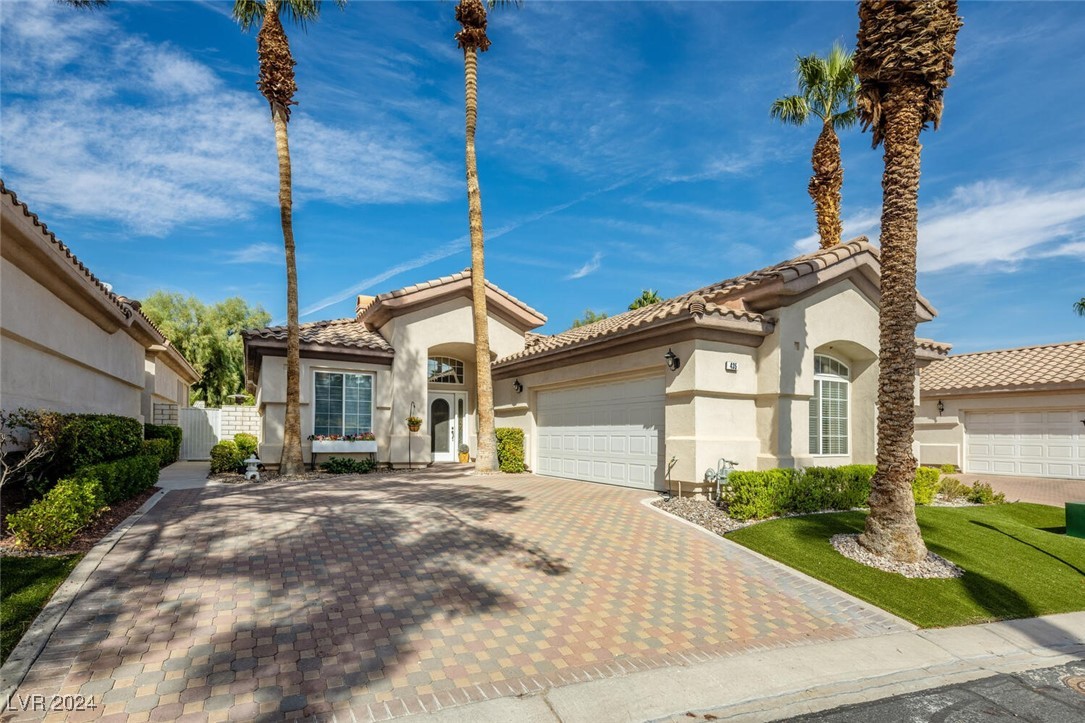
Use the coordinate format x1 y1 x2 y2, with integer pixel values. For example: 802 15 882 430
966 410 1085 480
536 377 665 490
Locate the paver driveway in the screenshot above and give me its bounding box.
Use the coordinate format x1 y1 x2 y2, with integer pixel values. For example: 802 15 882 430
4 471 907 722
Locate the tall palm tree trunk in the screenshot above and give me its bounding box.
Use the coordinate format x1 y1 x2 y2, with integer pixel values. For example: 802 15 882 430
858 82 928 563
273 103 304 475
464 47 498 473
809 120 844 248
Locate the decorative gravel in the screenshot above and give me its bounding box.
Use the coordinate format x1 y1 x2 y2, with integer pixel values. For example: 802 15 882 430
831 533 964 579
653 497 748 535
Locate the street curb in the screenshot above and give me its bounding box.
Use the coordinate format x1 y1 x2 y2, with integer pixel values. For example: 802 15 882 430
639 497 918 632
0 488 170 706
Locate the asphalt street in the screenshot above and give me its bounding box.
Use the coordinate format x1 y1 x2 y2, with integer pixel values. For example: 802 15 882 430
792 660 1085 722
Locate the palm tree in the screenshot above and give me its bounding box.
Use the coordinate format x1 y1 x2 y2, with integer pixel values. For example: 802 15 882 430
628 289 663 310
854 0 962 563
1074 297 1085 316
233 0 344 475
454 0 518 473
771 44 859 249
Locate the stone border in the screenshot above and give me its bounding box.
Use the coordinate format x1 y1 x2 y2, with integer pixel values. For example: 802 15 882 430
0 489 170 707
640 497 918 632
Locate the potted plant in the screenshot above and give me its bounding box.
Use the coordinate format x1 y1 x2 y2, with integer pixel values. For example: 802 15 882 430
458 443 470 463
406 415 423 432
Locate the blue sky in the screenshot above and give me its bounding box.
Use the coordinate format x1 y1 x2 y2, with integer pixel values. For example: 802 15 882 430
2 0 1083 352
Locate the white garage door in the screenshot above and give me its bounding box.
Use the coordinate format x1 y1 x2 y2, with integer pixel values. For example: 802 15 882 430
966 410 1085 480
536 377 665 490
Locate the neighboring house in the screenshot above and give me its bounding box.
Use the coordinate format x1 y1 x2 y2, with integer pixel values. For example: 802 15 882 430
244 239 951 492
0 182 198 425
916 341 1085 480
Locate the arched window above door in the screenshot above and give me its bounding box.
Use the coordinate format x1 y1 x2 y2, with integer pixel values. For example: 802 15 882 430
428 356 464 384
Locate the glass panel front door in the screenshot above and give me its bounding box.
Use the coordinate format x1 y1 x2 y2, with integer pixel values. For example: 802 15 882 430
431 397 451 455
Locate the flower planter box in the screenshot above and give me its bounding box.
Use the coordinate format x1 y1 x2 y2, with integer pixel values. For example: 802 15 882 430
311 440 377 454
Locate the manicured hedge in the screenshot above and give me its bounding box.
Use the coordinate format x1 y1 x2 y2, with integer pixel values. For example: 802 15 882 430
210 440 243 474
142 439 174 468
72 455 160 505
495 428 526 473
233 433 258 460
51 414 143 479
6 478 107 550
144 424 182 464
724 464 943 521
321 456 376 474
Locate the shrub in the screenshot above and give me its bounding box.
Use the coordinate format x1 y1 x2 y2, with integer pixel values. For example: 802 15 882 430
967 482 1006 505
210 440 243 474
495 428 526 473
320 456 376 475
797 465 874 513
938 475 970 502
939 463 958 475
233 433 258 460
144 424 182 464
142 439 174 468
51 414 143 479
73 455 160 505
727 469 802 521
6 477 107 549
912 467 941 505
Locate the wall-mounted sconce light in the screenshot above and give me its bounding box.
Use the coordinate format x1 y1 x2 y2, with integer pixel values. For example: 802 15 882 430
513 380 523 394
937 400 945 415
664 348 680 371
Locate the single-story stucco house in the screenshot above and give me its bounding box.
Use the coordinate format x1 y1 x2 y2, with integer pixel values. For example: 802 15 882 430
244 239 955 492
1 182 199 425
916 340 1085 480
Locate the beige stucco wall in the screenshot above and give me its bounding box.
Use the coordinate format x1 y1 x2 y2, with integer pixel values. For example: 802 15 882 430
754 280 880 470
494 278 900 493
256 355 394 464
1 258 145 418
915 389 1085 470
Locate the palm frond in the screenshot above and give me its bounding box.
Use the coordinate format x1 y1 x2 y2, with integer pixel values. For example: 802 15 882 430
487 0 524 9
796 53 829 100
770 95 810 126
832 107 860 129
1075 297 1085 316
233 0 345 33
58 0 108 8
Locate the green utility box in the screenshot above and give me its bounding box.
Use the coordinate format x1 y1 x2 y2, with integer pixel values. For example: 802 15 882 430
1068 502 1085 540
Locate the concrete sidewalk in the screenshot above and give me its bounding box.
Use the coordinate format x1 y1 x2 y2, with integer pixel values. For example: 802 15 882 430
399 611 1085 722
154 460 216 490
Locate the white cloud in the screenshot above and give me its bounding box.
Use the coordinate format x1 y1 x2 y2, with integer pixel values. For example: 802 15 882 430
566 252 603 280
223 243 283 265
789 182 1085 271
0 2 456 236
918 182 1085 272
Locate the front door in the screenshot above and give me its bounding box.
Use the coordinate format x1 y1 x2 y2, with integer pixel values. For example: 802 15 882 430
429 393 457 462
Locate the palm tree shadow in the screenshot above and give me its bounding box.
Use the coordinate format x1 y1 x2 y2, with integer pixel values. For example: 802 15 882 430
28 474 571 719
970 520 1084 576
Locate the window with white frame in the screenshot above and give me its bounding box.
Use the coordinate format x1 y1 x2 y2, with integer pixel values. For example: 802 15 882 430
809 355 849 455
313 371 373 436
428 356 464 384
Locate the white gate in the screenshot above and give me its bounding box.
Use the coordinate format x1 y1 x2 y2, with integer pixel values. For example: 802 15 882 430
180 407 221 460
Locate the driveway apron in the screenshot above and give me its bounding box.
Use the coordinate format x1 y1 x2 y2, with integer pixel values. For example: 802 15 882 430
3 472 906 721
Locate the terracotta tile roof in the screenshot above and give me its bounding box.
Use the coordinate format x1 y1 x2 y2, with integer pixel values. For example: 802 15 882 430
2 180 134 322
244 318 393 352
916 338 953 354
358 268 546 322
920 340 1085 395
495 239 876 366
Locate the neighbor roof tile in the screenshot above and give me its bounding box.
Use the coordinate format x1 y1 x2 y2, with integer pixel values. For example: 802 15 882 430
920 340 1085 394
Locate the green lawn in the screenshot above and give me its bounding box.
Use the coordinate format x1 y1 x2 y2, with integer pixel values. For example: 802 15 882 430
1 554 83 664
727 503 1085 628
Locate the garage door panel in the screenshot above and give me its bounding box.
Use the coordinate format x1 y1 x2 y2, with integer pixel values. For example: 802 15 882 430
537 377 665 490
965 409 1083 480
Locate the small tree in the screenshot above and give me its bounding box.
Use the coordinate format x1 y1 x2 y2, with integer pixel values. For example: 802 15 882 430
571 309 608 329
0 409 64 491
628 289 663 310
